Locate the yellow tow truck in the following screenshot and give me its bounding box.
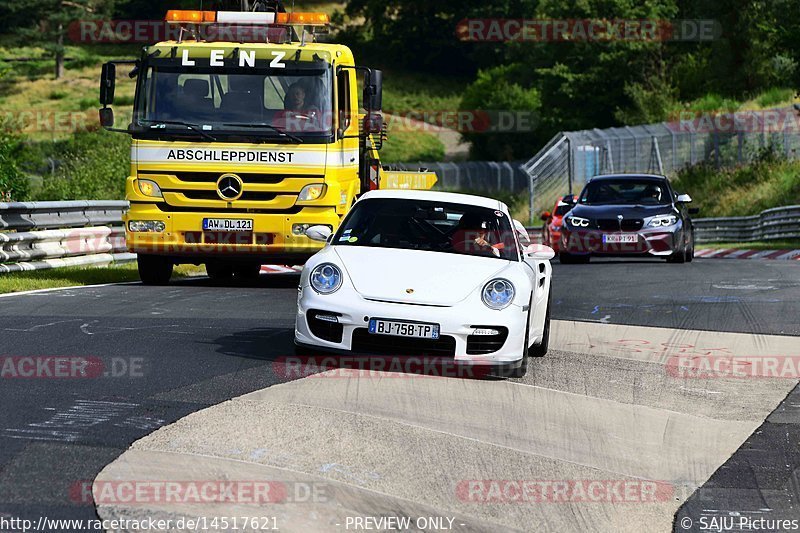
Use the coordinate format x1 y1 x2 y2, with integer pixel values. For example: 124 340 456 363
98 4 436 284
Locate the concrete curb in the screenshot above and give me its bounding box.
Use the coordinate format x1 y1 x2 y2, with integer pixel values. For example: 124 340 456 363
695 248 800 260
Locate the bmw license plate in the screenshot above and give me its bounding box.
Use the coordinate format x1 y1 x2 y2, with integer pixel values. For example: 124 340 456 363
603 233 638 244
369 319 440 340
203 218 253 231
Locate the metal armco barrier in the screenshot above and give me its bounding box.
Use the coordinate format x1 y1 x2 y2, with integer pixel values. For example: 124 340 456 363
693 206 800 243
0 201 133 273
389 161 529 194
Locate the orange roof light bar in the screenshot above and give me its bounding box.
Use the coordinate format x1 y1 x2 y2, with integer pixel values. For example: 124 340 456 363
165 10 216 24
275 12 330 26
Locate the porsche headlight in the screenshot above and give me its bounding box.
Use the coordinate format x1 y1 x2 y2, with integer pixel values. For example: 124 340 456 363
648 215 678 227
567 216 590 228
310 263 342 294
482 279 515 310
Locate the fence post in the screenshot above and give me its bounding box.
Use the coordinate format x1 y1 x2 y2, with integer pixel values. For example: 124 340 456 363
566 136 574 195
528 174 536 226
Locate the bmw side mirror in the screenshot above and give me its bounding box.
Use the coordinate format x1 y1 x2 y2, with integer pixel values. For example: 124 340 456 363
676 193 693 203
306 225 333 243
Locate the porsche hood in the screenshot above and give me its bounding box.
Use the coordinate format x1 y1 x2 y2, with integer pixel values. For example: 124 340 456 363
333 247 509 306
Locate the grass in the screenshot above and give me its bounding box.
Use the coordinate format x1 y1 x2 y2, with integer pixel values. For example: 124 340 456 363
671 157 800 217
0 43 138 141
380 130 445 163
382 69 466 116
698 240 800 250
0 263 206 295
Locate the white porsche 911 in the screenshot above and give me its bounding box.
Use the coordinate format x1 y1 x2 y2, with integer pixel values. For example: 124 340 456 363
294 190 554 378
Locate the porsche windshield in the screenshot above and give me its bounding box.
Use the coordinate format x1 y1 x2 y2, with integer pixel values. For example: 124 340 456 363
333 199 519 261
579 179 672 206
134 64 332 140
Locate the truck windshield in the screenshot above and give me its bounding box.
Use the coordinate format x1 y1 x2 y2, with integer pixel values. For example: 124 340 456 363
134 65 333 141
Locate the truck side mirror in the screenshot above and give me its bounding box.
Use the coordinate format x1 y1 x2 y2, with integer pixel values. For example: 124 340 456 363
363 69 383 112
99 107 115 128
364 113 383 135
100 62 116 106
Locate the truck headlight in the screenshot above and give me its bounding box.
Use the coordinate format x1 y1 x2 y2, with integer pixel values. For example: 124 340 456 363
310 263 342 294
137 179 163 198
128 220 166 233
481 279 515 310
567 216 590 228
298 184 326 202
648 215 678 227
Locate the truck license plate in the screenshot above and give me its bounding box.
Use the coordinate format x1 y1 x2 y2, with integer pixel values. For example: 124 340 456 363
203 218 253 232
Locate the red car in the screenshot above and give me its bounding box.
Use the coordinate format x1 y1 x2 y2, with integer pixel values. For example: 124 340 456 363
540 196 574 253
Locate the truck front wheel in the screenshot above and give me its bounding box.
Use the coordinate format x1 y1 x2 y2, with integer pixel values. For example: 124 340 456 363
137 254 173 285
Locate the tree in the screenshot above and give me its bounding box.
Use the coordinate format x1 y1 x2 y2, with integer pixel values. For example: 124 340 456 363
8 0 114 79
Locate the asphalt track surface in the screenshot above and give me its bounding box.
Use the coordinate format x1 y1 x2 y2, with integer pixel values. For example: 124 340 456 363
0 257 797 532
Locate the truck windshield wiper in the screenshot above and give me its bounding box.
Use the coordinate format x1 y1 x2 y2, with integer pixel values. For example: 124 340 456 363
138 119 217 142
221 123 304 144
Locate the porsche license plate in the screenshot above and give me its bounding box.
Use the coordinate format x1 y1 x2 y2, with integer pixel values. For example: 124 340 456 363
603 234 638 244
203 218 253 232
368 319 440 340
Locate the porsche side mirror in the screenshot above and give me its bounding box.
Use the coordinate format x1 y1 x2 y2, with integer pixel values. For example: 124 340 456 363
540 211 551 222
305 225 333 243
524 244 555 261
513 219 531 245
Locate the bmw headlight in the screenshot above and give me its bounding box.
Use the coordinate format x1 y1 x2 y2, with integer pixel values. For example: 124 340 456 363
648 215 678 227
567 216 590 228
310 263 342 294
482 279 515 310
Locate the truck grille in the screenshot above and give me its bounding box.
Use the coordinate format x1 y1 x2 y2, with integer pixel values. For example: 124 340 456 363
137 172 323 214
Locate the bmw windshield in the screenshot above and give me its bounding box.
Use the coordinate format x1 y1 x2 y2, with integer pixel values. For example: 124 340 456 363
333 199 520 261
579 179 672 206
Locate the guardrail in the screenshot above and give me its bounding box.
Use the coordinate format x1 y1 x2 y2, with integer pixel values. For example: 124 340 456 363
0 201 134 273
693 206 800 243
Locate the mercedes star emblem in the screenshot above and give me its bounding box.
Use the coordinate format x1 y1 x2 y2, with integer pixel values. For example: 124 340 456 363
216 174 243 201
